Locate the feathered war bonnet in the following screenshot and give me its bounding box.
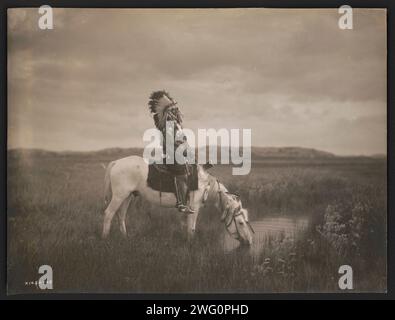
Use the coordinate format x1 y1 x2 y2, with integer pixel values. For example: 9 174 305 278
148 90 183 131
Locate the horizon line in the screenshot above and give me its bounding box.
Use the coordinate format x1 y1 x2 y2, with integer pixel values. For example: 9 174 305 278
7 146 388 158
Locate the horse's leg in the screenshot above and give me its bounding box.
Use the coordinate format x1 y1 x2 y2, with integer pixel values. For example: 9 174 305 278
186 191 201 241
118 195 132 238
102 194 127 239
185 214 196 241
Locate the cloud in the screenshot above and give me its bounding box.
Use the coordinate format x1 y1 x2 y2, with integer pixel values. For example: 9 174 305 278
7 8 386 155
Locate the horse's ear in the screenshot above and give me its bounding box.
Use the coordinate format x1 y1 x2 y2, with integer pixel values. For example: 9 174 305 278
203 162 213 170
241 208 249 221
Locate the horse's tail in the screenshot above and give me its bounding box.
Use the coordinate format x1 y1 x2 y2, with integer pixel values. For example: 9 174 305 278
103 161 115 207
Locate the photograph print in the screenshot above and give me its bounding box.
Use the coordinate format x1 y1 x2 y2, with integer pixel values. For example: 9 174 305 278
7 8 387 293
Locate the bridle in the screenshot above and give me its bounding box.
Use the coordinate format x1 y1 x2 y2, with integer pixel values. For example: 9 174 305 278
215 180 255 240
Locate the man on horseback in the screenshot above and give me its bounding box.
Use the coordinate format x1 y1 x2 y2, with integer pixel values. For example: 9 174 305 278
148 90 195 214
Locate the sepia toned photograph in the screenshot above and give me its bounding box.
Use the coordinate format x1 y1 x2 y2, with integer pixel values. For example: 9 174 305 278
7 7 387 294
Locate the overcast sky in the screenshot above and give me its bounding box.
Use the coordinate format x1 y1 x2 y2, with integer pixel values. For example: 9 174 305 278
8 8 386 155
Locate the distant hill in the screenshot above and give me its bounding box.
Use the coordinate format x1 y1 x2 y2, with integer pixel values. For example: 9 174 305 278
369 153 387 159
7 147 142 160
6 146 374 159
8 146 387 162
250 147 336 159
8 148 59 158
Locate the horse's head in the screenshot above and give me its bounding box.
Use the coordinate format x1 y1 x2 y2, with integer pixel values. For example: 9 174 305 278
216 182 254 246
235 207 254 246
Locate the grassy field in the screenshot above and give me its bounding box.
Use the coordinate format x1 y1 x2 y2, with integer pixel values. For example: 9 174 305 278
7 151 387 293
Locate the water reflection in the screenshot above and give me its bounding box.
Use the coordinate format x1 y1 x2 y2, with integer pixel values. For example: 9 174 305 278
224 216 309 254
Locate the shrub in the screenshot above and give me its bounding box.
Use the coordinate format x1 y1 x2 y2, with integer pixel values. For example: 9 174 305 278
317 185 386 262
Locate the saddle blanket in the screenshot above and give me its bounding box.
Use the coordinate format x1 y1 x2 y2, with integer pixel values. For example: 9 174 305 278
147 164 199 193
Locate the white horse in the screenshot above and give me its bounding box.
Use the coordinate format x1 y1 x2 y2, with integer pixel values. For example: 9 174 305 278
102 156 254 246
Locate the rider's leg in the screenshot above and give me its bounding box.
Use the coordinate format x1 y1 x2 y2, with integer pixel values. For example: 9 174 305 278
175 175 195 214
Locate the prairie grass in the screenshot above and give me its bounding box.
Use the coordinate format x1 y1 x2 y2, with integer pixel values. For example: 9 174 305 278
7 153 387 293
